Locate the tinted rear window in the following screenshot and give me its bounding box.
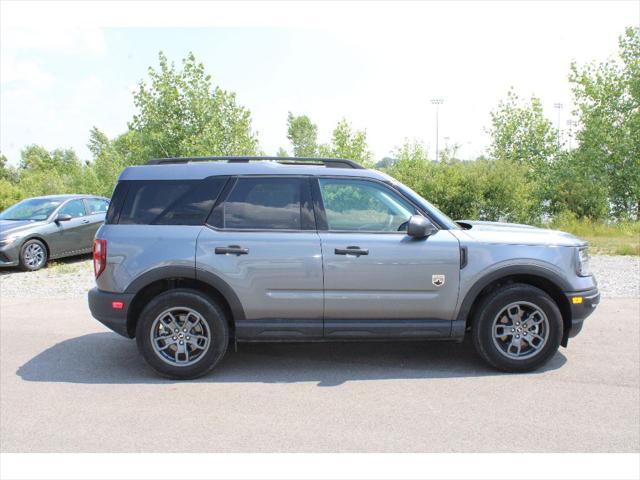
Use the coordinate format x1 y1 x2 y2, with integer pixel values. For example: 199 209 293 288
111 177 227 225
220 177 305 230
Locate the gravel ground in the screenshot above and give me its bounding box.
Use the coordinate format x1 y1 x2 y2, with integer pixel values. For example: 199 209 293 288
0 254 638 299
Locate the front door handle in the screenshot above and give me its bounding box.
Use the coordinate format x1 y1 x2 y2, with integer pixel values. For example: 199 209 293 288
334 246 369 257
81 219 90 224
215 245 249 255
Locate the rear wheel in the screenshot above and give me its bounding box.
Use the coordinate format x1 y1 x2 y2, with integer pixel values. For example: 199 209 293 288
472 283 563 372
19 239 48 271
136 289 229 379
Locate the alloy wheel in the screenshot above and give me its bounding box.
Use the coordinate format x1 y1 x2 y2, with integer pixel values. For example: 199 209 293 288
491 301 549 360
150 307 211 366
24 243 46 269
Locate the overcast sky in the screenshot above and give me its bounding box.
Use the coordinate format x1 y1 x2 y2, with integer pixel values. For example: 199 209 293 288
1 1 638 165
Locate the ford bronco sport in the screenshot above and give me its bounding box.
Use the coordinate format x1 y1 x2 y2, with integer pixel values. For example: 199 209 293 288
88 157 599 378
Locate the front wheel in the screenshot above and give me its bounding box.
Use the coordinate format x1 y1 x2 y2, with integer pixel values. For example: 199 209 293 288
19 239 48 271
472 283 563 372
136 289 229 379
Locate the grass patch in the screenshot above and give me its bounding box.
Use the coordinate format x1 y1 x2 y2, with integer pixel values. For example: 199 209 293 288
549 217 640 256
47 255 93 274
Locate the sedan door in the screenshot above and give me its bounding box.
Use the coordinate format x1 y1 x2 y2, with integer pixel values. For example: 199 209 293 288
196 176 324 340
314 177 461 339
50 199 93 256
83 197 110 243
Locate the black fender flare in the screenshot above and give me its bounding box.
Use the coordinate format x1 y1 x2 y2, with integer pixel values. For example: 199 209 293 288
124 265 246 321
452 264 572 337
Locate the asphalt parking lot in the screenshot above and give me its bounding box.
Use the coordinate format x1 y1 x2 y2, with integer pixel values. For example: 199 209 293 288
1 289 638 452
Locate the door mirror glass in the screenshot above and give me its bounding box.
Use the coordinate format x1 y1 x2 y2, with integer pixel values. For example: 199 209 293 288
55 213 72 222
407 215 437 238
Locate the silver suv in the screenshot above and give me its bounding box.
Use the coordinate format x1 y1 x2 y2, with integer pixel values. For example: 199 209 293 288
88 157 599 378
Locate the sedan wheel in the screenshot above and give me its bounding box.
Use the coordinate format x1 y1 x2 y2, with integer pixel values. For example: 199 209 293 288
19 240 48 271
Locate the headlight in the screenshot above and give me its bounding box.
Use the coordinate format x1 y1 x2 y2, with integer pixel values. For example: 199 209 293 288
0 235 19 247
576 246 590 277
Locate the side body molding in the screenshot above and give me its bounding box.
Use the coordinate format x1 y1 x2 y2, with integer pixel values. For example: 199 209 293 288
123 265 246 322
451 263 573 339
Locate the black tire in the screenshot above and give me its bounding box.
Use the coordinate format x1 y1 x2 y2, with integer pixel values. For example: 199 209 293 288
136 289 229 379
471 283 563 372
19 239 48 271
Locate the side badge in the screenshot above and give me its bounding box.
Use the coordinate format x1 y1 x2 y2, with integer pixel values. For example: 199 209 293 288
432 274 445 287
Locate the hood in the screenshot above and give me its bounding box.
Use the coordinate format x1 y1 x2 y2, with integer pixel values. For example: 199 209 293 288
455 220 586 247
0 219 46 237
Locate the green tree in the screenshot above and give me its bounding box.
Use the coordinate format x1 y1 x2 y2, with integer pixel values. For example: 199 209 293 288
286 113 318 157
129 51 259 162
276 147 289 157
386 140 539 223
320 119 373 167
570 27 640 219
488 89 559 169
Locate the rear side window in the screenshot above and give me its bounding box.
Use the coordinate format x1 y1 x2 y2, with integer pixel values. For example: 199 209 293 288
218 177 309 230
114 177 227 225
86 198 109 214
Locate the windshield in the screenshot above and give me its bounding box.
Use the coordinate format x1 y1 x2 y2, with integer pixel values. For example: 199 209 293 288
0 198 63 221
393 182 460 230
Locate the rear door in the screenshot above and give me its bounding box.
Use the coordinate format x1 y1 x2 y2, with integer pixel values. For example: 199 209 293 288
196 176 324 340
314 177 461 338
83 197 110 242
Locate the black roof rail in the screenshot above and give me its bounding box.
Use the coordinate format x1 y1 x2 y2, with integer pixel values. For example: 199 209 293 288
146 156 365 169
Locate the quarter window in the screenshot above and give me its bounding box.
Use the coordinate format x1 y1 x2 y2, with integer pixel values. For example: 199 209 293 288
221 177 306 230
319 178 416 232
117 177 226 225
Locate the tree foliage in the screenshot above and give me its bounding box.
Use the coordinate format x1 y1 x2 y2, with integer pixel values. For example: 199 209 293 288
286 113 318 157
319 119 373 167
130 52 259 162
569 26 640 219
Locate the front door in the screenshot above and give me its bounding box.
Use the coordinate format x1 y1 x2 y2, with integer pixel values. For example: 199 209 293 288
196 176 324 339
52 199 93 256
315 177 461 338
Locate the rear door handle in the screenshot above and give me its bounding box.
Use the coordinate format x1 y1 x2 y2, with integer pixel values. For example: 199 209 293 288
215 245 249 255
334 246 369 257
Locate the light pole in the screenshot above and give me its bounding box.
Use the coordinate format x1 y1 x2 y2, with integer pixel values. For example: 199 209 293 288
566 119 576 150
553 103 563 149
431 98 444 162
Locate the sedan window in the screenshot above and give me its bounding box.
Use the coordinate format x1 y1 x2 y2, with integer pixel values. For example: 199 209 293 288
58 199 86 218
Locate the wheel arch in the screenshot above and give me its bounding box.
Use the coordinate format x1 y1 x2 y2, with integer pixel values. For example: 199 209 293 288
124 266 245 338
456 265 572 347
20 235 51 257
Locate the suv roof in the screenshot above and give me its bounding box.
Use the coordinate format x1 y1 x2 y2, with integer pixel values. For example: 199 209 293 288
120 157 392 182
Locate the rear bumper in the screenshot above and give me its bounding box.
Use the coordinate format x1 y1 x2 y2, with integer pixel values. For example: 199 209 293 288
564 287 600 339
88 287 135 338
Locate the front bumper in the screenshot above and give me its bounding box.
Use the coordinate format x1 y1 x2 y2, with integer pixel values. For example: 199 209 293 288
88 287 135 338
0 243 20 267
564 287 600 339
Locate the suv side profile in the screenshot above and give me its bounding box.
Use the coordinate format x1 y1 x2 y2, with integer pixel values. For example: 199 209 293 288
88 157 599 379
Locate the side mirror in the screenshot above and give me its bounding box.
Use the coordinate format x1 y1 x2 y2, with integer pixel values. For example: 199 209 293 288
55 213 72 223
407 215 437 238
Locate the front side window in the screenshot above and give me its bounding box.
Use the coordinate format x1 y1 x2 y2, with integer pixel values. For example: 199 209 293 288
221 177 305 230
117 177 226 225
58 199 86 218
319 178 416 232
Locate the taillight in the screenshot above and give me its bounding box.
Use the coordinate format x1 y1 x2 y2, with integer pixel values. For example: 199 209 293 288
93 239 107 278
